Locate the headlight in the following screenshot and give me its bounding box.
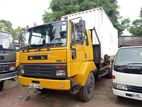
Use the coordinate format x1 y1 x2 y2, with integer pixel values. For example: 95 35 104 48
56 70 66 77
113 83 128 90
9 63 16 71
55 65 66 77
17 65 24 76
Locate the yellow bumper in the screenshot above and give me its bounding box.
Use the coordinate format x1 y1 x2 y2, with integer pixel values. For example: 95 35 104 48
19 76 71 90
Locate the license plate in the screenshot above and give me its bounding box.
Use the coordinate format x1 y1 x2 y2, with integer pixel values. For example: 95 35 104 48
29 83 42 89
132 93 141 98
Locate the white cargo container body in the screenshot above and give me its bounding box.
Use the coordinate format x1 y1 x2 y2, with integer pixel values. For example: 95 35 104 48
61 7 118 58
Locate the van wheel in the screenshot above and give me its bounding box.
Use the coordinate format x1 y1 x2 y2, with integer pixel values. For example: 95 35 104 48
78 72 95 102
0 81 4 91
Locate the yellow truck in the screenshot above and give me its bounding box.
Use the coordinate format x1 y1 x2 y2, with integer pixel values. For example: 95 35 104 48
17 8 118 102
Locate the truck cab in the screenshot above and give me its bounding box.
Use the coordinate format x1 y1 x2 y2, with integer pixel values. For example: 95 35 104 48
0 31 17 91
17 20 97 101
112 46 142 101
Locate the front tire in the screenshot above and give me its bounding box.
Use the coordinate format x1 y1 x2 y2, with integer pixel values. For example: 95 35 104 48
0 81 4 91
78 72 95 102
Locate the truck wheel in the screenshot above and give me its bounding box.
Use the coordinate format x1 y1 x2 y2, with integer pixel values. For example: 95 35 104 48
78 72 95 102
0 81 4 91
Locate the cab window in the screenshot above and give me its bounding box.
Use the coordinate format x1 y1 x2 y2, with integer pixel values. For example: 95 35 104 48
71 23 83 45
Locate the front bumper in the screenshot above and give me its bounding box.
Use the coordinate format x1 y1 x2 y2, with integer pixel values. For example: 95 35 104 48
113 88 142 101
19 76 71 90
0 71 17 81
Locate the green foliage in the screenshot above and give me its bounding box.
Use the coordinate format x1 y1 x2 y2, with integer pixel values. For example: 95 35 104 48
43 0 118 22
129 19 142 36
42 0 127 36
0 19 25 39
0 20 13 32
12 26 25 39
129 8 142 36
117 18 130 35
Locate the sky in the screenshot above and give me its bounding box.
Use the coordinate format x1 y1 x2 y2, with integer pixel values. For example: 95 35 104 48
0 0 142 28
117 0 142 20
0 0 50 28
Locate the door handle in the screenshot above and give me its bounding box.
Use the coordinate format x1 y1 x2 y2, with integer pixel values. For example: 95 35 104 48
72 48 76 60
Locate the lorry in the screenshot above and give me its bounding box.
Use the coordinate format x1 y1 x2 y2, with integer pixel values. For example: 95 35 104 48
112 36 142 101
17 7 118 102
0 31 17 91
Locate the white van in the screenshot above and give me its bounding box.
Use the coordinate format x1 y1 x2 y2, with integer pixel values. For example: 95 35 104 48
112 46 142 101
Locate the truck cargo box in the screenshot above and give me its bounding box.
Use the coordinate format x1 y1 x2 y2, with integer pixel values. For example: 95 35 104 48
61 7 118 58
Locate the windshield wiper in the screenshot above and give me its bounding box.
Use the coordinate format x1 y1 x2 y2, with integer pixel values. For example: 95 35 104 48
0 48 15 51
19 44 43 51
36 42 64 51
114 64 131 71
20 42 64 51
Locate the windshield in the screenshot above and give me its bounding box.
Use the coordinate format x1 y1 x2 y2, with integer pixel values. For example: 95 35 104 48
114 47 142 66
0 32 15 51
21 21 67 49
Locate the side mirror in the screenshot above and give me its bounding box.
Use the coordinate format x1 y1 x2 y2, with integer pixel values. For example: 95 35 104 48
80 36 85 42
79 20 86 32
60 31 66 38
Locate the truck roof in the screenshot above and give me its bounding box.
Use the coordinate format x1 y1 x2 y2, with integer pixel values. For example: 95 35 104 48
0 31 11 34
61 7 103 19
119 36 142 47
119 45 142 50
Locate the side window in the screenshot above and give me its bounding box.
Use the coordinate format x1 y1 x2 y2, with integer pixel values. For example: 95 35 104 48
71 23 83 45
83 31 89 46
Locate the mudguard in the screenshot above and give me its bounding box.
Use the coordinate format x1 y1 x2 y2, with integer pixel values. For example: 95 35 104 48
72 61 97 86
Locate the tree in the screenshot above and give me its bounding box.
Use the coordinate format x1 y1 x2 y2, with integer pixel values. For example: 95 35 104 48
129 8 142 36
43 0 127 36
117 18 130 35
0 20 13 33
12 26 25 39
0 19 25 39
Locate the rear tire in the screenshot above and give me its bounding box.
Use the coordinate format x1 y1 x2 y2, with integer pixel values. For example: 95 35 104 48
78 72 95 102
0 81 4 91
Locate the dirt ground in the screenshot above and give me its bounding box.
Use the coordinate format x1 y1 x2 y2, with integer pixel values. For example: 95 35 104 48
0 78 142 107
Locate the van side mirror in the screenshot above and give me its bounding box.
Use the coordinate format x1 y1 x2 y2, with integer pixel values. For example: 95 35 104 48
79 20 86 32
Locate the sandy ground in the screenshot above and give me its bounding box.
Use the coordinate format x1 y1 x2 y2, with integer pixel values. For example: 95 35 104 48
0 78 142 107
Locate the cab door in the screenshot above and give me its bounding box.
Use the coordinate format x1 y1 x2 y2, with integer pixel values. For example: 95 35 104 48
69 23 87 77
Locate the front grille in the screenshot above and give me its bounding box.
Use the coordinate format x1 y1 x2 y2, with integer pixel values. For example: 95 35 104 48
128 86 142 93
23 64 66 79
0 64 9 73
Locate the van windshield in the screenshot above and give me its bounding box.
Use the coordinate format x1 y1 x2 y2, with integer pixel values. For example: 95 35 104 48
114 47 142 66
0 32 15 51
